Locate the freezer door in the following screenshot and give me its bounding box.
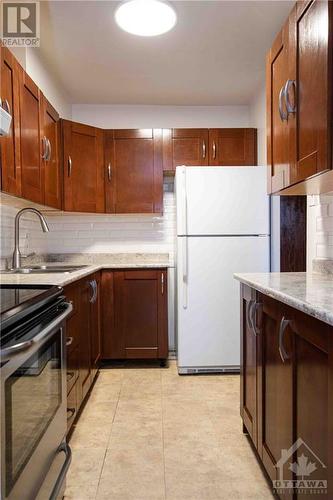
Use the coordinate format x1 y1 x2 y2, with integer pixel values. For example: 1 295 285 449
176 235 270 371
176 166 270 236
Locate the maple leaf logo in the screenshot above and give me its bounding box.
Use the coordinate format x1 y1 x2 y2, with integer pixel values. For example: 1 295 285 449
289 454 317 478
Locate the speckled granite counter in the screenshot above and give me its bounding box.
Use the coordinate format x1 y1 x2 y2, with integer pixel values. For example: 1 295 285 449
0 253 171 287
234 272 333 326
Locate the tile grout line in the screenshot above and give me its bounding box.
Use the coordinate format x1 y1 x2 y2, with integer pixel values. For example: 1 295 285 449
94 372 124 500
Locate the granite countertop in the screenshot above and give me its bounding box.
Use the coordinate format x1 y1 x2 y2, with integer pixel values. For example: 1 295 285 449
234 272 333 326
0 253 171 287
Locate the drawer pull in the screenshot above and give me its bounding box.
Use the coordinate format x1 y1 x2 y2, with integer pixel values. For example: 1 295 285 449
279 316 291 363
66 336 73 347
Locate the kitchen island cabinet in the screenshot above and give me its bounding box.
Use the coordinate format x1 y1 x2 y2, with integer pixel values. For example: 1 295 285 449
237 275 333 499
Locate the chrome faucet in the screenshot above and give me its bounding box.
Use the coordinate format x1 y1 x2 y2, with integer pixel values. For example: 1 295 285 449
12 208 49 270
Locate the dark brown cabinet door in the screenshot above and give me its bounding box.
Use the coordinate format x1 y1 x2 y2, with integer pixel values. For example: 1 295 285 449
209 128 257 166
20 71 43 204
240 284 260 448
78 279 92 402
259 295 293 493
289 0 331 184
105 129 163 214
170 128 209 170
290 309 330 500
1 47 22 196
103 269 168 360
90 273 101 380
40 95 61 208
266 19 291 194
63 120 104 213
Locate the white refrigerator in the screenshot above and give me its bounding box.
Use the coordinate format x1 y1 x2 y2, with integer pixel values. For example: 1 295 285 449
175 166 270 374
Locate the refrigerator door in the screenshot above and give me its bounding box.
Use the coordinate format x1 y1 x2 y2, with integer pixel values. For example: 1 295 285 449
176 166 270 236
176 235 270 372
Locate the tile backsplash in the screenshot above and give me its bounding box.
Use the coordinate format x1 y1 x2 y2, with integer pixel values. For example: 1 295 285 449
0 183 176 266
307 194 333 269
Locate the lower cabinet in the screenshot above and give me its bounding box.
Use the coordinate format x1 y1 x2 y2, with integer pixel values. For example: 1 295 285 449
240 284 332 499
102 269 168 361
64 272 101 433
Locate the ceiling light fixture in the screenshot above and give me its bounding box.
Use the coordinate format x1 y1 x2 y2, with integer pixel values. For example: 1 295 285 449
115 0 177 37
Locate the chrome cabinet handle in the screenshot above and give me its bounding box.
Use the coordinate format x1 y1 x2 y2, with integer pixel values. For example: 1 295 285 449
284 79 296 114
279 316 291 363
278 86 288 121
41 136 48 160
93 279 97 303
202 141 206 159
107 163 112 182
47 138 52 161
66 336 73 347
251 302 262 336
68 156 72 177
246 300 255 331
49 443 72 500
161 273 164 295
212 141 216 160
89 280 97 303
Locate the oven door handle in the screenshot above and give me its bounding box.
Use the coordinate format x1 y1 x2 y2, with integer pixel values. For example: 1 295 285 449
49 442 72 500
0 303 73 362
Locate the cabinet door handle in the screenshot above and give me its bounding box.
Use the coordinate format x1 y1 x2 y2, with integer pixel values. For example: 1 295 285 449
279 316 291 363
47 138 52 161
246 300 255 331
68 156 72 177
93 279 97 303
161 273 164 295
89 280 95 303
202 141 206 159
41 136 48 160
251 302 262 336
212 141 217 160
66 336 73 347
107 163 112 182
278 86 288 121
284 79 296 115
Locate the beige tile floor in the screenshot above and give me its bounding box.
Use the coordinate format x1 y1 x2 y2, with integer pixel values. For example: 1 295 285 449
65 361 274 500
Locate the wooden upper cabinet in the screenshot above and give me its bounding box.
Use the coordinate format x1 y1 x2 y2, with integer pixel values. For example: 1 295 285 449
63 120 104 213
209 128 257 166
40 95 61 209
266 20 291 194
289 0 331 184
19 71 44 204
1 47 22 197
170 128 209 170
105 129 163 214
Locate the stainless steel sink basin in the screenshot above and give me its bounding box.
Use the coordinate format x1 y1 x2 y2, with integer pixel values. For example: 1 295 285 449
2 265 89 274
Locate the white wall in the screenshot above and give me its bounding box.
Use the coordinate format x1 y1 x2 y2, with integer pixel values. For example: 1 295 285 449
249 82 280 272
307 194 333 271
72 104 250 129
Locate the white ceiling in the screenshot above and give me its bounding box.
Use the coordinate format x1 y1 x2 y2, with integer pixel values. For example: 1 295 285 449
40 0 293 106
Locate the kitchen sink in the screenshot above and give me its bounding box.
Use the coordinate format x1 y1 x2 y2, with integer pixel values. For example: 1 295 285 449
2 265 89 274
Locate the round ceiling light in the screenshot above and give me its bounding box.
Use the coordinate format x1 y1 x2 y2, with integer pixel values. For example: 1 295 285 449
115 0 177 37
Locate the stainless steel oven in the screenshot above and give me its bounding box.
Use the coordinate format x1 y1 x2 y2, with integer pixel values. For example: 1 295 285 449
0 286 73 500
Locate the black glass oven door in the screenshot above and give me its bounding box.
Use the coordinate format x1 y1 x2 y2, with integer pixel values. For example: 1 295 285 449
4 329 63 497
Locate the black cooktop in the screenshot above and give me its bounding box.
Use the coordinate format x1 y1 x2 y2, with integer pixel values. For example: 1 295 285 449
0 285 64 331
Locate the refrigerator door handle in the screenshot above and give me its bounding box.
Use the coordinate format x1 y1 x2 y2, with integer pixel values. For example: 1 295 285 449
181 169 188 235
182 238 188 309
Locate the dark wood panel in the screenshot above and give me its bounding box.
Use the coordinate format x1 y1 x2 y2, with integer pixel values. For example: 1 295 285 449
106 129 163 214
41 95 61 208
20 71 43 204
209 128 257 166
90 272 101 380
63 120 105 213
280 196 307 272
114 129 153 139
101 271 119 358
1 46 22 196
171 128 208 169
289 0 331 184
